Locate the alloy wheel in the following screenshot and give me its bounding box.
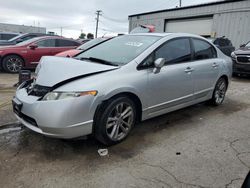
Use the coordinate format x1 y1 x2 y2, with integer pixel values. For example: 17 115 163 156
214 80 227 105
6 57 22 72
106 102 134 141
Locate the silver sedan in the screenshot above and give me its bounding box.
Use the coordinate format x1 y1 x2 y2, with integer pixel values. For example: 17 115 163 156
13 33 232 145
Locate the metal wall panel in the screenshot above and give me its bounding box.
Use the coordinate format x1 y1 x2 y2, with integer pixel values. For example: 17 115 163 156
129 0 250 47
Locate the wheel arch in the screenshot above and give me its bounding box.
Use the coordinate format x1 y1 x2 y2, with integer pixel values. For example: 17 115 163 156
219 75 229 89
1 53 26 66
94 91 143 124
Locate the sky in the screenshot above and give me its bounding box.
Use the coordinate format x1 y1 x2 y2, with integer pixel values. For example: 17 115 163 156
0 0 220 39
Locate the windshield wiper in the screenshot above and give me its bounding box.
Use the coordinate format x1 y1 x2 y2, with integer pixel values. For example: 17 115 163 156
78 57 119 66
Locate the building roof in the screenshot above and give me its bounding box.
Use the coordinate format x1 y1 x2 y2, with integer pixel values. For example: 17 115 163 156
128 0 246 17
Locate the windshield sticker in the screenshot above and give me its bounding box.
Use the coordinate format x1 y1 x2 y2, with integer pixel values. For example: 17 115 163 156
125 42 143 47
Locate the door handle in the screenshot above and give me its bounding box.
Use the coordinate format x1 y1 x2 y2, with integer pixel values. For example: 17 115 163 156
212 63 218 68
185 67 194 73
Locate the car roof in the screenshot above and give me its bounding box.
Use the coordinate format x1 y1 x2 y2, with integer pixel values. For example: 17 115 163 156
32 36 76 41
128 32 205 39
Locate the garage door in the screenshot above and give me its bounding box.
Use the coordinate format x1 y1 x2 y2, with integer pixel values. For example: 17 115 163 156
165 17 213 36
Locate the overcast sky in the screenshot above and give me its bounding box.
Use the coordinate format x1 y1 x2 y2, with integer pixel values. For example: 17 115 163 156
0 0 220 38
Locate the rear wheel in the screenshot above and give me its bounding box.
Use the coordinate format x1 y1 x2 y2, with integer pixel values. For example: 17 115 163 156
210 77 228 106
94 96 136 145
2 55 23 73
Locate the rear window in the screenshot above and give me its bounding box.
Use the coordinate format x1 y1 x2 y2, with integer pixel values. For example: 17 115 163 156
192 38 217 60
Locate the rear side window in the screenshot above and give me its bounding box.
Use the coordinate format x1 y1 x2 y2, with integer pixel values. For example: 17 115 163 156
192 38 217 60
56 39 79 47
36 39 56 47
155 38 192 64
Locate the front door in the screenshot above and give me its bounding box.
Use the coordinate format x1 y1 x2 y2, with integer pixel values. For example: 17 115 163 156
142 38 194 118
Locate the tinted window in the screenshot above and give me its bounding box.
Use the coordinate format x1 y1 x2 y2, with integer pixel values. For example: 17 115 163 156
193 39 217 60
56 39 79 47
36 39 56 47
155 38 191 64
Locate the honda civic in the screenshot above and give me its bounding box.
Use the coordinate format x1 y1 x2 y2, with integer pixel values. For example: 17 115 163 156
13 33 232 145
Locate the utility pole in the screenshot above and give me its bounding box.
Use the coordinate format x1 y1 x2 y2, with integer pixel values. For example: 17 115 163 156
179 0 182 7
95 10 102 38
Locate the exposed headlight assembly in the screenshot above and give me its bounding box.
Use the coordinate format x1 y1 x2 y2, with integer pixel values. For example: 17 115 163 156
231 52 236 60
42 91 98 101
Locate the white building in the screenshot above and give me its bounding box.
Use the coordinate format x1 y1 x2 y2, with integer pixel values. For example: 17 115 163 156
0 23 46 34
128 0 250 47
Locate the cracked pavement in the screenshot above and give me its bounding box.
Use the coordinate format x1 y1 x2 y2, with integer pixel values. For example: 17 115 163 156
0 73 249 188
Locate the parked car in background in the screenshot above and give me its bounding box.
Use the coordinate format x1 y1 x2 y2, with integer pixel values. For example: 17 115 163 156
13 33 232 145
0 36 81 73
207 36 235 56
55 37 111 57
130 25 155 34
0 33 50 46
231 41 250 76
77 39 90 44
0 32 19 41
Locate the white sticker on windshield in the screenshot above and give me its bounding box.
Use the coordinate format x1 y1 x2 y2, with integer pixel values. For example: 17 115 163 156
125 42 143 47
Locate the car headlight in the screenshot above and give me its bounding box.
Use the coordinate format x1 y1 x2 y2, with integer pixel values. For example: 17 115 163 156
42 91 98 101
231 52 236 60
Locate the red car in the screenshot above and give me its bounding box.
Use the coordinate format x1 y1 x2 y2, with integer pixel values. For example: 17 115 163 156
0 36 81 73
55 37 111 57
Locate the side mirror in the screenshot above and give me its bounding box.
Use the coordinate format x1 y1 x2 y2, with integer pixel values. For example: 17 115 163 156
29 44 38 50
240 44 246 48
153 58 165 73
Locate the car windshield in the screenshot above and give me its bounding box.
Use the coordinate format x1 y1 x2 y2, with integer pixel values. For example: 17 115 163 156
76 35 161 65
77 38 109 50
15 37 39 46
8 34 23 42
246 42 250 47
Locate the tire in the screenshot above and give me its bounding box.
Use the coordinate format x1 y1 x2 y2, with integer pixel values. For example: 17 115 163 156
94 96 137 146
210 77 228 106
2 55 24 73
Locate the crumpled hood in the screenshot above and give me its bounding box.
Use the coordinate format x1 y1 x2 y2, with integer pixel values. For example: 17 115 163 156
35 56 119 87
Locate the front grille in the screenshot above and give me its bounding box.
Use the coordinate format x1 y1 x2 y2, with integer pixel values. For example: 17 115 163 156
237 56 250 63
28 84 52 97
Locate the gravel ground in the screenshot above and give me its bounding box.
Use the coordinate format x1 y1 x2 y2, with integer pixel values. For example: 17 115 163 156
0 73 249 188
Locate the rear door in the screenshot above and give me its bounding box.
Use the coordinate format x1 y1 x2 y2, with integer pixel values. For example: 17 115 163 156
52 39 80 55
142 38 194 118
190 38 220 99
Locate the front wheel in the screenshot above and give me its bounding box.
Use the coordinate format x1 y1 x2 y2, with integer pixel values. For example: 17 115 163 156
210 77 228 106
94 96 137 146
2 55 23 73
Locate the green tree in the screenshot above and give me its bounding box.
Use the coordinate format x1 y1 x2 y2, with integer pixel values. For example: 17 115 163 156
79 33 86 39
87 33 94 39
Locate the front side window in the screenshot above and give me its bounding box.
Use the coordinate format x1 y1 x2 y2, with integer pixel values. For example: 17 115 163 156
155 38 191 64
139 38 192 68
76 35 161 65
36 39 56 47
193 38 217 60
